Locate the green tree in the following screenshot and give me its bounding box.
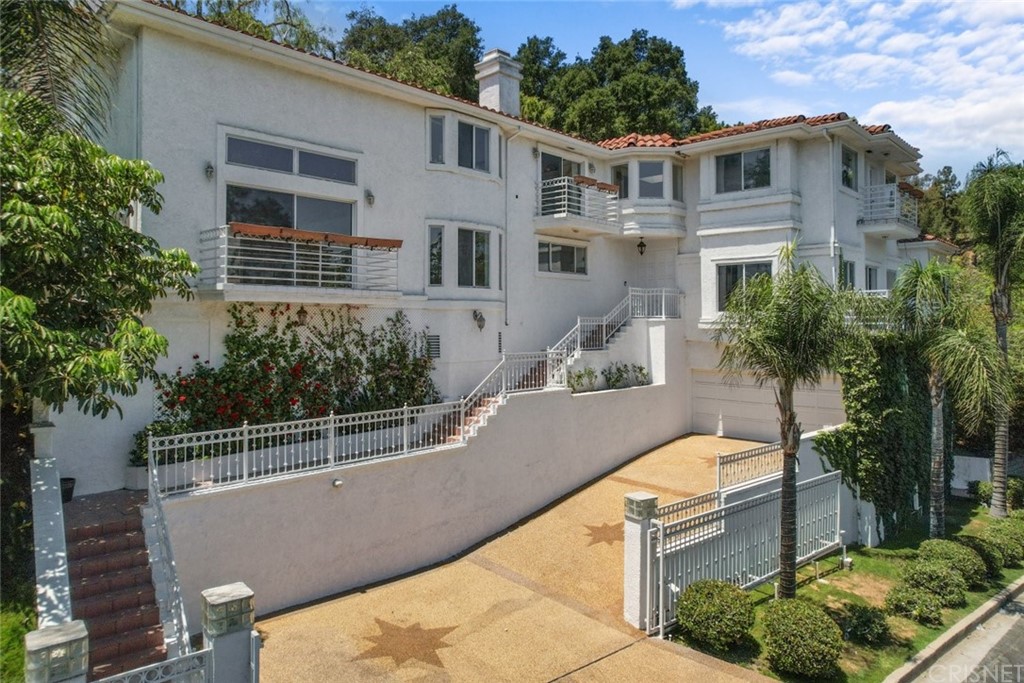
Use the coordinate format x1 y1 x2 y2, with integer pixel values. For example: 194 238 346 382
891 260 1009 536
712 243 852 598
514 36 566 98
182 0 337 57
0 0 116 139
914 167 963 241
962 152 1024 518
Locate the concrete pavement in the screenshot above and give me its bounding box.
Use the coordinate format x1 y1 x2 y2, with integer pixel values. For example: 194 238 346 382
257 434 770 682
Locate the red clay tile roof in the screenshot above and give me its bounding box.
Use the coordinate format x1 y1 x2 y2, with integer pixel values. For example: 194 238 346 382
596 133 685 150
862 124 891 134
897 233 960 250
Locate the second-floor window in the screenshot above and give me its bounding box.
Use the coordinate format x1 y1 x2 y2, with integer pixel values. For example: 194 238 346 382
842 146 858 190
429 116 445 164
458 122 490 172
672 164 684 202
227 136 356 184
865 265 878 291
715 148 770 193
458 228 490 287
226 185 353 235
638 161 664 199
612 164 629 199
717 261 771 311
538 241 587 275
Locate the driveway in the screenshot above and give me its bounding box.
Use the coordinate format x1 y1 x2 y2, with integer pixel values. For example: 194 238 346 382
257 434 770 682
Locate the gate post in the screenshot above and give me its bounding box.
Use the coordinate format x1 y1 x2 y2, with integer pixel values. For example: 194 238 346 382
202 582 258 683
623 492 658 630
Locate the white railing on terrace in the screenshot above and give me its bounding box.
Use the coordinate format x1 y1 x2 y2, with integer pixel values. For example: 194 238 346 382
859 183 918 227
716 442 784 490
537 176 620 224
862 289 890 298
647 471 842 636
149 352 566 496
655 490 720 525
550 288 680 360
199 223 400 291
147 466 192 656
95 647 212 683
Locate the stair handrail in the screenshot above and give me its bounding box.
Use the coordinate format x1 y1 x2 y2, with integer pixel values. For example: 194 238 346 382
147 444 191 656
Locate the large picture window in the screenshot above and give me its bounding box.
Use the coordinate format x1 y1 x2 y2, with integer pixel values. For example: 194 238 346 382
715 148 770 193
538 241 587 275
227 136 356 184
226 185 353 234
717 261 771 311
458 228 490 287
458 122 490 172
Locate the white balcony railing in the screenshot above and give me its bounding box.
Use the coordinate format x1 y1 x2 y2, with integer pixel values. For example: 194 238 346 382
537 176 619 224
199 223 400 292
859 183 918 227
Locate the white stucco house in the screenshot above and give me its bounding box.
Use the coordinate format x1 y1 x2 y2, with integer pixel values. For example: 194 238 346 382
47 0 957 498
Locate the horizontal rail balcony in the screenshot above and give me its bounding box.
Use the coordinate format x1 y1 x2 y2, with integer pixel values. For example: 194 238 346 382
199 222 401 300
858 183 920 240
534 175 622 238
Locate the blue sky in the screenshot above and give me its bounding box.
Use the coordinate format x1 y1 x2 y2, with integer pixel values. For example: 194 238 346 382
303 0 1024 183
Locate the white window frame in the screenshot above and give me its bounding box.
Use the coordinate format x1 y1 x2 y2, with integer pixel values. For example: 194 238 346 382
638 160 665 199
428 225 444 287
715 147 771 194
428 115 445 165
537 239 588 277
717 261 772 311
864 264 879 291
458 227 492 288
672 163 684 202
458 121 491 173
841 145 858 191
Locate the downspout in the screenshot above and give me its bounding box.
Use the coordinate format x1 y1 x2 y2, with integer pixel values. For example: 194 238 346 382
503 127 524 328
822 129 838 285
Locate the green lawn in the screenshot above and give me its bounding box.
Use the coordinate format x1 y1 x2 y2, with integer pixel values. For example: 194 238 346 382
676 499 1023 682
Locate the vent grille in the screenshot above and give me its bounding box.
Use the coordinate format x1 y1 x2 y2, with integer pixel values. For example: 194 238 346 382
498 331 503 354
426 334 441 359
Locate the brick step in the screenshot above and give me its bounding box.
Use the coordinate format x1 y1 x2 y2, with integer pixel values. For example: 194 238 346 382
89 625 165 664
86 604 160 640
72 565 153 601
68 529 146 561
70 547 149 580
73 584 157 620
89 644 167 681
66 516 144 544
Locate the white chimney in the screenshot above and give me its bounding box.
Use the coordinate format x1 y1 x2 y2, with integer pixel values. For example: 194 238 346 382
474 49 523 117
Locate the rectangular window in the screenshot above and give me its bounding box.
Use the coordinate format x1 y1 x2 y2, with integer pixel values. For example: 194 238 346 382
842 146 858 190
717 261 771 311
886 269 898 290
429 116 444 164
538 241 587 275
227 137 293 173
226 185 352 234
840 258 856 289
458 228 489 287
298 151 355 184
428 225 443 286
672 164 684 202
541 152 581 181
458 122 490 172
716 148 770 193
865 265 878 291
612 164 629 199
638 161 664 199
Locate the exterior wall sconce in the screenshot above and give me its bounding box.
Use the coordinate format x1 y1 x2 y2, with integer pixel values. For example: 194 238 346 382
204 161 215 180
532 147 539 159
588 162 596 173
296 306 308 326
636 237 647 256
364 189 375 206
473 310 486 331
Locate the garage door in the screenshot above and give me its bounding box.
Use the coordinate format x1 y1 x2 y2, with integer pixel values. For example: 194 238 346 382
691 369 845 442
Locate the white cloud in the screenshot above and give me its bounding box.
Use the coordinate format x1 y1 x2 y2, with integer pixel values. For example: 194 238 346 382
771 69 815 86
715 95 817 124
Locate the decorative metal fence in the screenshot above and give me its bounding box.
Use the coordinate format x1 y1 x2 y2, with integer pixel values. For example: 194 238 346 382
646 471 842 636
654 490 720 525
95 648 212 683
716 441 784 490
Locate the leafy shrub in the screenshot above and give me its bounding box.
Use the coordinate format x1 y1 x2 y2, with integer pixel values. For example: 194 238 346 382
991 519 1024 559
1009 477 1024 510
0 602 35 682
900 560 967 607
968 480 993 506
918 539 987 589
675 579 754 652
981 525 1023 567
600 362 650 390
884 585 943 626
836 603 890 645
763 599 843 678
1010 509 1024 521
567 367 598 393
129 419 191 467
955 535 1004 579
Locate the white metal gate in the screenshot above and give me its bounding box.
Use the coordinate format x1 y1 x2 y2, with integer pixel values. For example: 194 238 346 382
646 471 842 635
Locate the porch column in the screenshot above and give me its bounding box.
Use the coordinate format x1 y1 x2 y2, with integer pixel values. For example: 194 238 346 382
202 582 258 683
24 620 89 683
623 491 658 630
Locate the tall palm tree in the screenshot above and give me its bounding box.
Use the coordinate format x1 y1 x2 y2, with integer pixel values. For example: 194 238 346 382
0 0 116 139
891 260 1009 536
712 243 852 598
962 153 1024 518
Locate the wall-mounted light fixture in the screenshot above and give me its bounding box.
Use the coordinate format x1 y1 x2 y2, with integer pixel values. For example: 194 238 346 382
364 189 375 206
296 306 308 326
588 162 596 174
472 310 486 331
532 147 540 159
204 162 215 180
636 237 647 256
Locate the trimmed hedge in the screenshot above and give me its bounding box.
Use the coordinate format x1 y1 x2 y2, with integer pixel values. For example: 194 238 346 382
983 523 1024 567
899 560 967 607
838 603 891 646
763 599 843 678
918 539 987 589
955 535 1004 579
969 480 993 506
884 585 943 626
675 579 754 651
1010 477 1024 510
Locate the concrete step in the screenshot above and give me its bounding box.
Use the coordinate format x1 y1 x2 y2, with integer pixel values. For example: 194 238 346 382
72 564 153 601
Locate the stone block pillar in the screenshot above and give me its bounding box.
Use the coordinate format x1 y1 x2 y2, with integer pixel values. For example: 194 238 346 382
623 491 658 630
24 620 88 683
202 582 257 683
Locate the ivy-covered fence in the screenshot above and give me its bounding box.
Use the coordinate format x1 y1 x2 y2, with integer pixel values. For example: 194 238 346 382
814 335 940 539
131 304 439 465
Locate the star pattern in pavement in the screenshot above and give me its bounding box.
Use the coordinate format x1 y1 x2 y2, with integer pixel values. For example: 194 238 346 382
584 521 624 546
353 617 457 668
